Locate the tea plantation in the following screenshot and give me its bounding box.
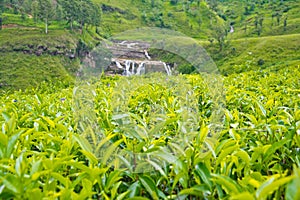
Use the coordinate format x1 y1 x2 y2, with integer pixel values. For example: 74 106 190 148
0 65 299 199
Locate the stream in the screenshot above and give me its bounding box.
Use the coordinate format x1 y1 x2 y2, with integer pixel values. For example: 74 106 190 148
104 40 172 76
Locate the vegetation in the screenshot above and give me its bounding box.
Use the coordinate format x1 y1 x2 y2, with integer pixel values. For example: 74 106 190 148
0 0 299 90
0 1 299 198
0 66 300 199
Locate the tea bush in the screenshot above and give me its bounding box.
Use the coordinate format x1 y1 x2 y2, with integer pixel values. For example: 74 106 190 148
0 66 299 199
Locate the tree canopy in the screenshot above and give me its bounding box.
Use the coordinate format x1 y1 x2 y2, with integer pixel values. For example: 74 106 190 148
0 0 101 33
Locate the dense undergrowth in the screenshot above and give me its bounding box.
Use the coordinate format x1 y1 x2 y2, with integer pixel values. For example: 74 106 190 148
0 65 299 199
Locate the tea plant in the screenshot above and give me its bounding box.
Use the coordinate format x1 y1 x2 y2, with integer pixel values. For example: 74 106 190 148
0 66 299 199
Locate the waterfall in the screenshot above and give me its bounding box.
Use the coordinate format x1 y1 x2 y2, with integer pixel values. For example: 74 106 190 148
136 62 145 75
116 61 123 69
131 63 135 74
230 25 234 33
166 64 172 75
115 60 171 76
162 62 171 76
125 60 133 76
144 50 151 60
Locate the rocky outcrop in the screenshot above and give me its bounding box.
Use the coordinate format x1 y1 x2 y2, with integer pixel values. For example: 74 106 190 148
0 43 76 58
103 40 173 75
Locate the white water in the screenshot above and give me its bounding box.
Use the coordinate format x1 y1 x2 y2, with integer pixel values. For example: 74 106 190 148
136 62 145 75
131 63 135 74
125 60 133 76
162 62 172 76
230 25 234 33
144 50 151 60
126 43 138 48
116 61 123 69
116 60 171 76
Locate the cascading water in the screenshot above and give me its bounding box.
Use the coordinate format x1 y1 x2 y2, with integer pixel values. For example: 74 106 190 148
162 62 172 76
125 60 133 76
131 63 135 74
136 62 145 75
116 60 171 76
144 50 151 60
116 61 123 69
108 41 172 76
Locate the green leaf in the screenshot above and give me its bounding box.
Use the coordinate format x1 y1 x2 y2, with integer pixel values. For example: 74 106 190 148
254 99 266 118
80 150 98 165
216 143 238 166
116 190 131 200
40 116 55 128
0 133 8 158
34 94 42 104
111 181 122 199
286 178 300 200
179 185 210 197
0 174 21 194
26 188 43 200
51 172 70 188
198 123 209 145
6 131 21 158
194 163 213 189
230 192 254 200
127 197 149 200
15 153 26 177
234 150 250 165
146 159 167 178
128 181 141 198
1 112 11 122
73 134 93 153
256 175 294 200
105 170 123 191
263 139 290 163
102 139 123 164
139 175 159 200
212 174 242 195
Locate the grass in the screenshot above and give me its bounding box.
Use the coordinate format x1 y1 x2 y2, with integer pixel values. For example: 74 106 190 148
0 23 104 91
202 33 300 74
0 52 78 91
222 0 300 39
0 29 78 51
0 28 81 91
2 13 69 30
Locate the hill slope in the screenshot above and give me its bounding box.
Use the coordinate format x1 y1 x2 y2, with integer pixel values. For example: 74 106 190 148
0 28 80 91
0 0 299 91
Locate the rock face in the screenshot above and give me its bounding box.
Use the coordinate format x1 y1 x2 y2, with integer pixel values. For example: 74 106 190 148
104 40 172 76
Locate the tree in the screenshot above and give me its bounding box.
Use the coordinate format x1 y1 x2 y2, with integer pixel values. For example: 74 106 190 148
276 12 282 26
0 0 4 30
283 15 287 31
31 0 39 23
76 0 93 34
58 0 79 30
254 13 264 36
58 0 100 33
170 0 178 5
212 24 227 51
208 0 218 12
37 0 56 34
90 3 101 28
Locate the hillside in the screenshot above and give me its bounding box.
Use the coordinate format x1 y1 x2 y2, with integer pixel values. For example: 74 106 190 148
96 0 300 38
0 0 299 90
0 28 79 91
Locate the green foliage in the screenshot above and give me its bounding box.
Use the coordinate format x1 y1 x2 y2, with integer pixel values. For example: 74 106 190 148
0 65 299 198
